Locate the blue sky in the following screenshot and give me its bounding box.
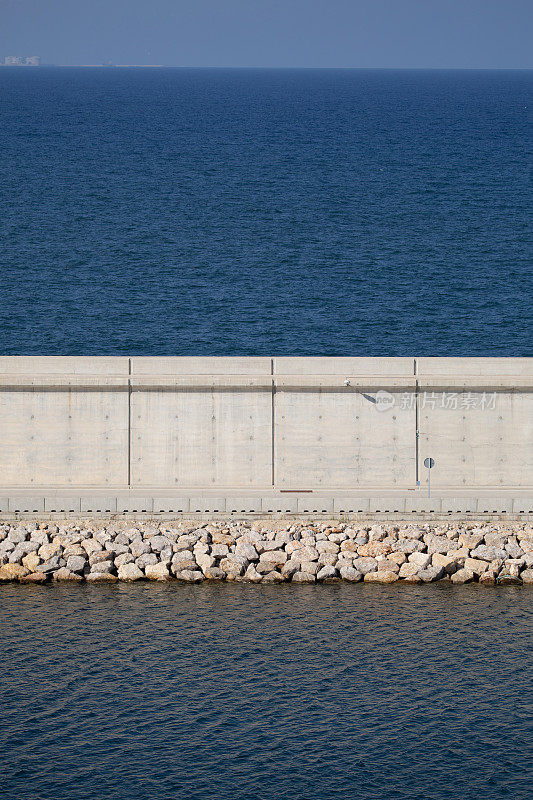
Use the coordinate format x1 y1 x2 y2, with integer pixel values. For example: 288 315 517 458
0 0 531 68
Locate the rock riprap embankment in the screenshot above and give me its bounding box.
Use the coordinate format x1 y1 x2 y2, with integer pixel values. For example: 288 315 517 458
0 520 532 585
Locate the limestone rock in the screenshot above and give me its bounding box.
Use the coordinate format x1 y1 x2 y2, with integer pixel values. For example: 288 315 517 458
203 566 226 580
451 568 475 585
281 559 299 578
317 565 337 581
353 557 378 574
145 563 171 581
177 569 204 582
399 563 420 579
418 566 445 583
339 566 362 582
364 571 398 584
261 570 285 583
470 545 507 562
408 552 431 569
292 571 316 583
464 557 488 575
147 535 171 553
432 553 461 574
520 569 533 584
20 571 48 583
0 563 30 580
53 567 83 581
243 564 262 582
22 552 41 572
86 572 118 582
117 563 144 581
479 571 497 586
357 542 391 558
66 555 87 574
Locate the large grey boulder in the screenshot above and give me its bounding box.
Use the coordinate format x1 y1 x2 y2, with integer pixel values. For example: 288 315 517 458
339 566 362 582
353 557 378 574
66 555 87 574
417 565 445 583
471 544 507 561
292 571 315 583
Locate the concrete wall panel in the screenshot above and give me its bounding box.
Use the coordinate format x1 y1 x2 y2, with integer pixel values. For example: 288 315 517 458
0 389 128 487
275 389 416 488
131 388 272 487
419 390 533 488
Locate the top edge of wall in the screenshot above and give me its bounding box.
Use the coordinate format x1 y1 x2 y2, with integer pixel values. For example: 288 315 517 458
131 357 272 375
416 357 533 377
0 357 130 375
273 357 415 376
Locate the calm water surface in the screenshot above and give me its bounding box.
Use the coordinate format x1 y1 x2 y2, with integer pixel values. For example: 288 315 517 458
0 68 531 356
1 583 531 800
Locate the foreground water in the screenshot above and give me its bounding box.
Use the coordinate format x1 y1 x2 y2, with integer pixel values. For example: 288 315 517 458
0 583 531 800
0 68 531 356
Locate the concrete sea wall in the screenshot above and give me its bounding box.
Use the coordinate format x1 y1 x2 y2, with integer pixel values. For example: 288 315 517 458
0 357 531 518
1 519 532 585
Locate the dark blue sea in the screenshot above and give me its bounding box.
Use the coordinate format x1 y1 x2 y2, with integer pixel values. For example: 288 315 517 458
0 68 531 356
1 583 532 800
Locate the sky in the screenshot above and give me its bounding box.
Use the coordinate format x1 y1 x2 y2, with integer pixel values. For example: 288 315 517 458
0 0 531 68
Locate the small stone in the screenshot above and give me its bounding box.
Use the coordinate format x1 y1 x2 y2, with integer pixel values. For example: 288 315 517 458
520 569 533 584
117 563 144 581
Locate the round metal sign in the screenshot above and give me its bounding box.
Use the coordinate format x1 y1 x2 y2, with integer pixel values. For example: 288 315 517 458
424 457 435 469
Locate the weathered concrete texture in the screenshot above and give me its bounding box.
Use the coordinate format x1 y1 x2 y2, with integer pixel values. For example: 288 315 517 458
0 358 531 500
0 519 532 585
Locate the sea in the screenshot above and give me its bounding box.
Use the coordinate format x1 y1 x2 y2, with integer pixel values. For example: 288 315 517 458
1 583 532 800
0 68 532 800
0 68 531 356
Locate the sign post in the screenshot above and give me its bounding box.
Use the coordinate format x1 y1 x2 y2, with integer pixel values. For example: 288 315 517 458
424 457 435 498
